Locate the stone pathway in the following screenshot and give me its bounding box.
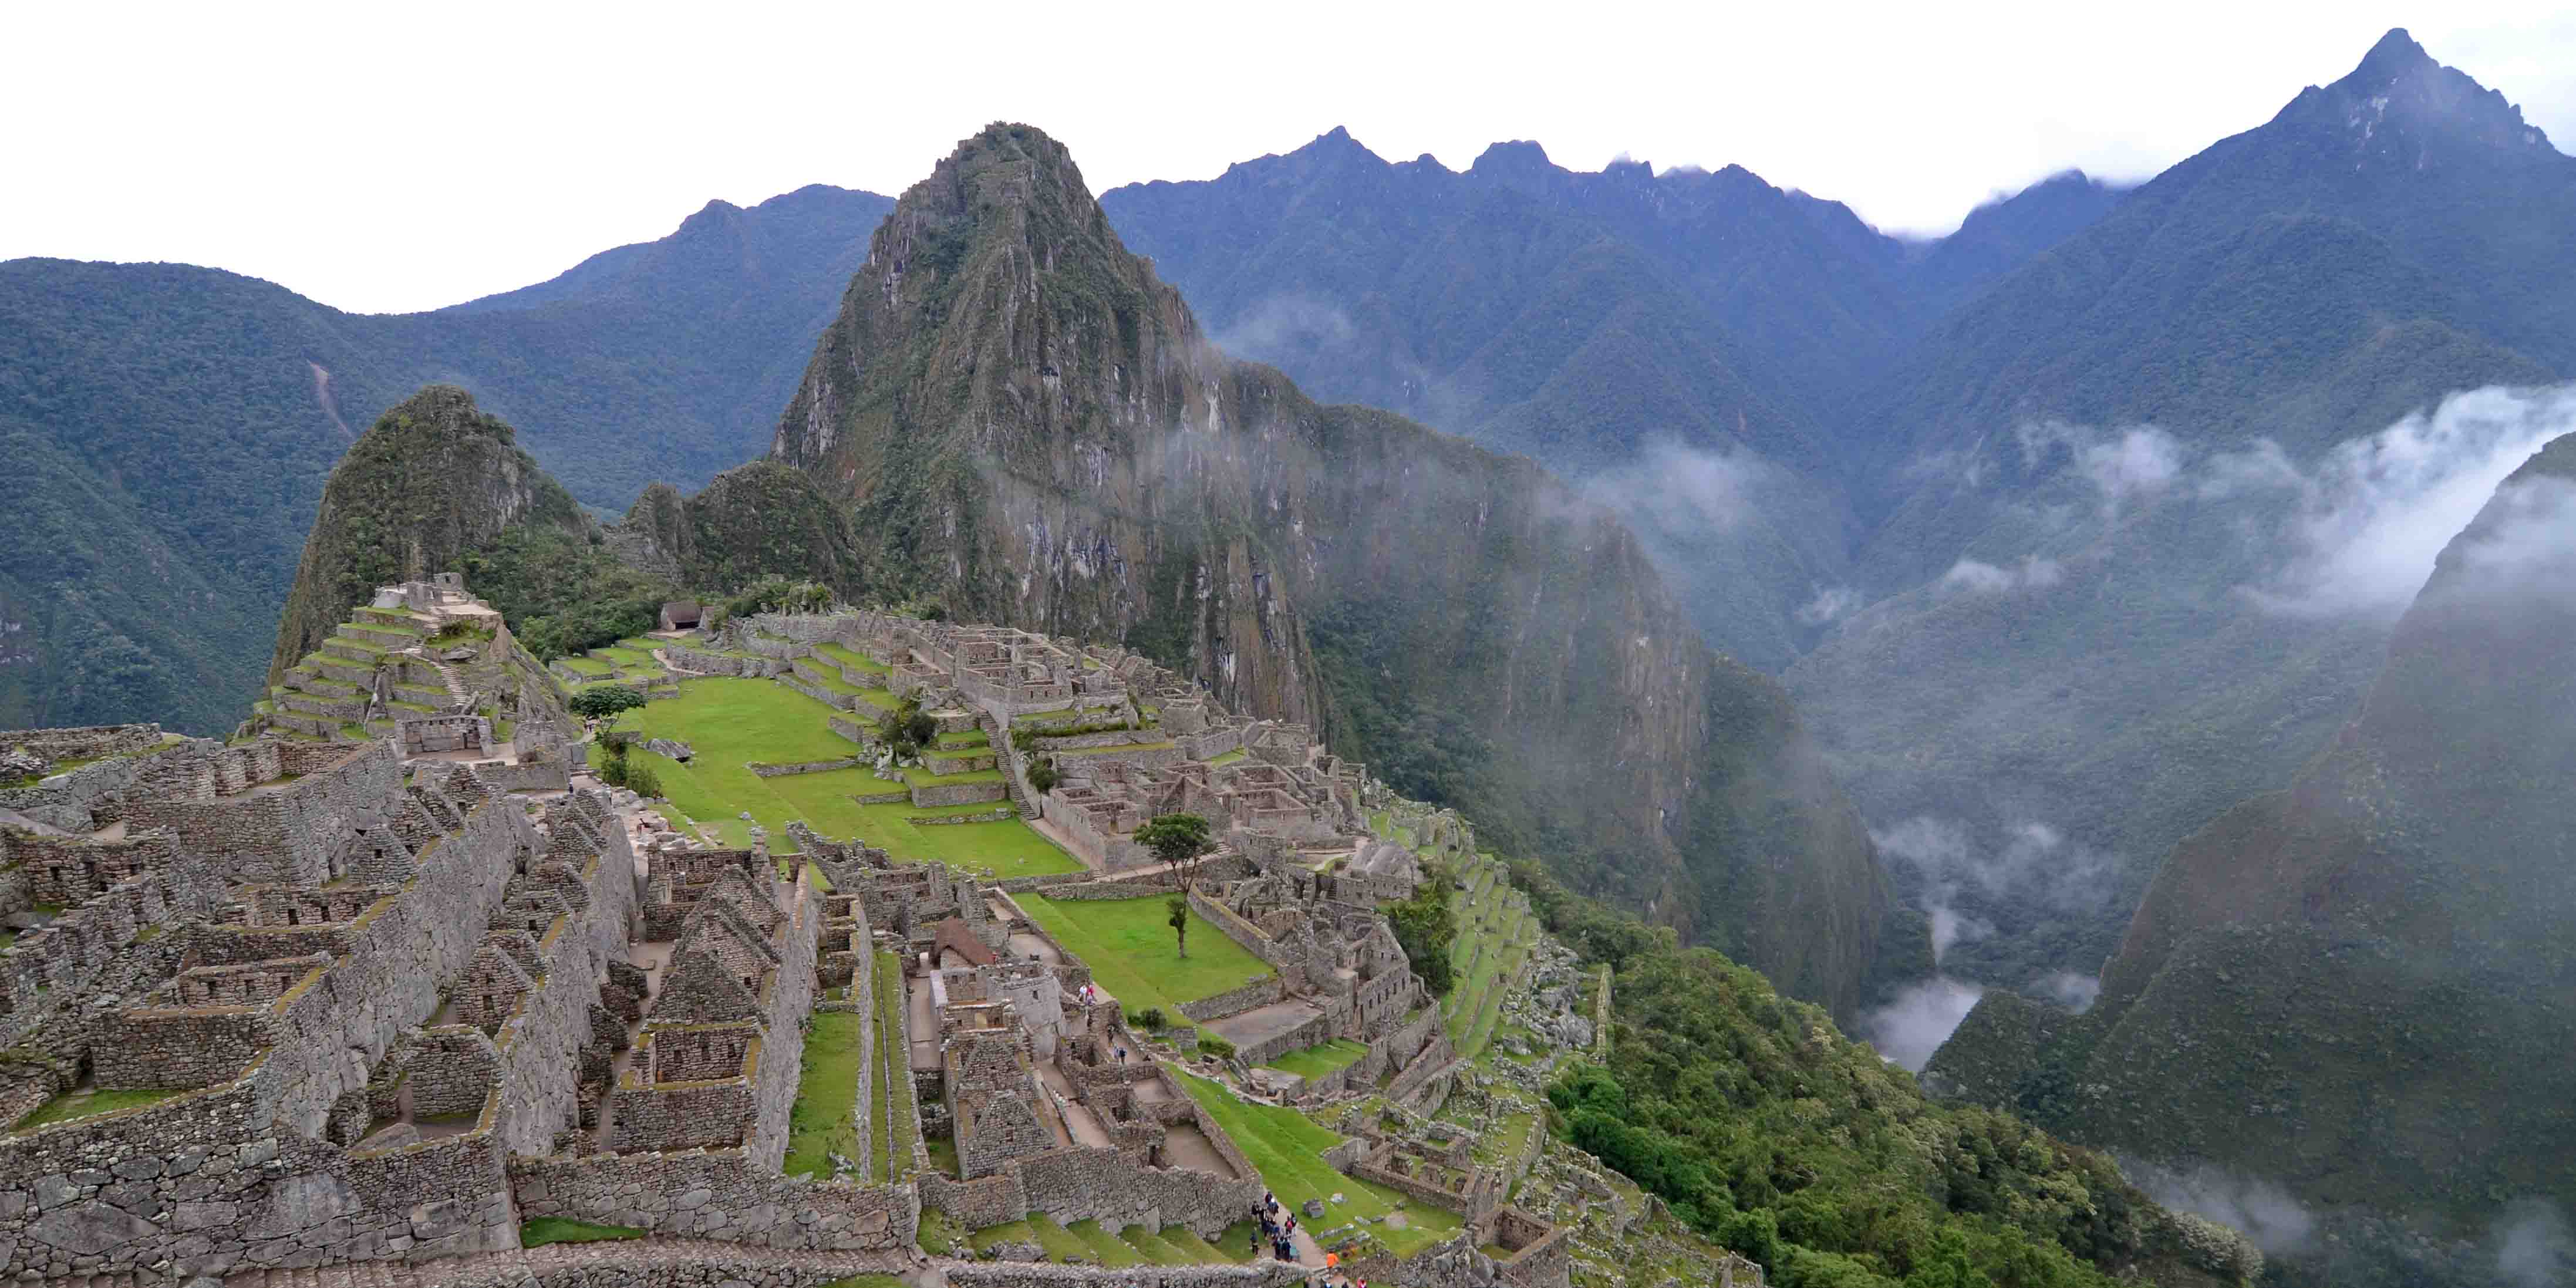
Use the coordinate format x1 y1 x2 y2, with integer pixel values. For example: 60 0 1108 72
217 1236 919 1287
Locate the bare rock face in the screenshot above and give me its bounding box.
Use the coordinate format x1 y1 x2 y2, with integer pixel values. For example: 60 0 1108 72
771 123 1902 1013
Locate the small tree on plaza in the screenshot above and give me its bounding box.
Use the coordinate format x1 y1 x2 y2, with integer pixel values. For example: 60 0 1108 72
1135 812 1215 889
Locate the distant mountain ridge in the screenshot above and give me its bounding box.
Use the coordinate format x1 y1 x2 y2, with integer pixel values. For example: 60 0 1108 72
1100 126 2133 672
0 183 889 734
1786 29 2574 991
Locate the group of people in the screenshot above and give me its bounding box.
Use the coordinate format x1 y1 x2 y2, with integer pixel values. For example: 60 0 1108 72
1250 1191 1300 1262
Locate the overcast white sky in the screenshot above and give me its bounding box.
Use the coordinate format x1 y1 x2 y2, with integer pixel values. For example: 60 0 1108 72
5 1 2569 315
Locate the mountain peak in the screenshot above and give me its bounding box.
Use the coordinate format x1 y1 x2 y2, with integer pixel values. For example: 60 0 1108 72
1470 139 1553 174
2344 26 2433 88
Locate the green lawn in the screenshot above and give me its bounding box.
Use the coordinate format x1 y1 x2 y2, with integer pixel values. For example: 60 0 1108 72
871 952 915 1181
815 642 891 673
936 729 990 748
784 1010 866 1179
520 1218 642 1247
10 1087 180 1132
1021 895 1272 1018
1174 1068 1463 1256
1064 1219 1147 1267
902 764 1004 787
970 1216 1094 1260
591 646 658 667
598 678 1074 876
1263 1039 1369 1081
557 655 612 676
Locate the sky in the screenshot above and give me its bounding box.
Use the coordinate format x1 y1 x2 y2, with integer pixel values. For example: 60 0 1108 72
6 1 2571 315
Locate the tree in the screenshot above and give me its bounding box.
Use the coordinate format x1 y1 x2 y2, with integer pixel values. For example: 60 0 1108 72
569 684 649 720
1135 812 1215 887
1387 884 1458 994
1166 894 1191 960
1027 756 1061 794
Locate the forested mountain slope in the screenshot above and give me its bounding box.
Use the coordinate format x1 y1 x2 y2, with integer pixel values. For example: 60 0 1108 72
773 122 1911 1015
1783 30 2574 990
0 184 889 734
1927 433 2576 1286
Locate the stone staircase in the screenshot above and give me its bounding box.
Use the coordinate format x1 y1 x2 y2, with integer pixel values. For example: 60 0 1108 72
214 1235 917 1288
977 711 1036 818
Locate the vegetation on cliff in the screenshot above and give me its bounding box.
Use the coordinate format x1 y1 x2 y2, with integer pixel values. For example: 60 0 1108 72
1508 860 2256 1288
772 122 1907 1016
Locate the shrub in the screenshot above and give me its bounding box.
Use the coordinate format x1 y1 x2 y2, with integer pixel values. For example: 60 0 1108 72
1027 757 1060 793
625 764 664 799
1132 1007 1168 1031
1196 1033 1236 1059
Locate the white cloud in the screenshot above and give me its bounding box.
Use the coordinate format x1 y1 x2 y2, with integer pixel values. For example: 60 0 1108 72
2494 1199 2576 1288
2040 970 2101 1013
1940 554 2064 595
2126 1159 2319 1256
1583 439 1766 536
2240 385 2576 619
2079 426 2184 507
1795 584 1863 626
1863 976 1985 1073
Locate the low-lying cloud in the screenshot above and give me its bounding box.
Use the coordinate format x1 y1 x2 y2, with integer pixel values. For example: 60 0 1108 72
2493 1199 2576 1288
1939 554 2063 595
2126 1159 2319 1257
1863 976 1985 1072
1582 438 1767 536
2225 385 2576 618
1795 584 1862 626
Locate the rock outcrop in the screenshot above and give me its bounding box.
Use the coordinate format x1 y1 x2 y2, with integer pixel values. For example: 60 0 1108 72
770 124 1906 1013
267 386 589 687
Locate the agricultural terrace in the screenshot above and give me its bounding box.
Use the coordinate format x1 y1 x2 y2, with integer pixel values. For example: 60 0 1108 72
1174 1070 1465 1258
595 677 1079 877
1019 894 1272 1020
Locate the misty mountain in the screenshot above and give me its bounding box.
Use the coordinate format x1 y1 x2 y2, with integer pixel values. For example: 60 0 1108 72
768 122 1910 1015
1927 430 2576 1286
1785 29 2575 993
0 183 889 734
1101 132 2129 669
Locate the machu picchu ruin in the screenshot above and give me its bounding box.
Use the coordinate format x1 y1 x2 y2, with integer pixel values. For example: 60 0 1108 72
0 582 1766 1288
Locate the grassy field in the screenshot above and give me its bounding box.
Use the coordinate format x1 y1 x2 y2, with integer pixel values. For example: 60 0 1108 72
1263 1039 1368 1081
870 952 914 1181
520 1218 642 1247
783 1010 865 1179
9 1087 180 1132
815 642 890 673
1173 1068 1462 1256
1021 895 1272 1017
600 678 1077 875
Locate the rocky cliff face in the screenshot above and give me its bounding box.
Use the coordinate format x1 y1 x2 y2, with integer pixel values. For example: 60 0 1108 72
267 386 587 684
773 124 1904 1013
1930 433 2576 1241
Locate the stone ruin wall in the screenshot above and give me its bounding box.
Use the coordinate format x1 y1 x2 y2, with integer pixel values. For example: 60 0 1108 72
0 783 625 1278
